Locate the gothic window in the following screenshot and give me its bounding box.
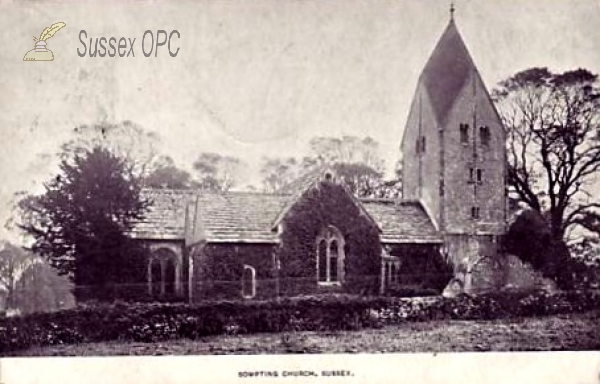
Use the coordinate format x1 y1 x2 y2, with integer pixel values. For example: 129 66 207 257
316 226 345 285
471 206 480 219
480 126 491 147
468 167 474 183
383 258 401 287
460 123 469 144
242 265 256 299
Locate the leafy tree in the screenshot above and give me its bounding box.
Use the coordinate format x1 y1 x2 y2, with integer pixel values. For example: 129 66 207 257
493 68 600 242
144 155 196 189
19 146 149 299
504 210 564 274
193 152 247 191
332 161 402 199
60 121 160 178
12 259 75 315
0 242 38 310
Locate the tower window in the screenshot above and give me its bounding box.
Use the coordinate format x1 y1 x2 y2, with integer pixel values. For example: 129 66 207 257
468 168 483 184
480 126 491 147
416 136 426 153
471 206 480 219
460 123 469 144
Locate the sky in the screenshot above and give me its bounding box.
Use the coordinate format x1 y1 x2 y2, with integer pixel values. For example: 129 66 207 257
1 0 600 243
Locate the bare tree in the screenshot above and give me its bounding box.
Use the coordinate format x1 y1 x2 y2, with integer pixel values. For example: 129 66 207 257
308 135 384 171
260 157 300 193
493 68 600 241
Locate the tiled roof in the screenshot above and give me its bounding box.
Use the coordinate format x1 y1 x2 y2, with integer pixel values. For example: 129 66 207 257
193 191 289 243
421 19 475 125
130 189 441 245
130 189 289 244
360 199 442 244
129 189 196 240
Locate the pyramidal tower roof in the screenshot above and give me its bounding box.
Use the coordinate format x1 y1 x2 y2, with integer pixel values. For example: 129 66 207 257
420 18 477 125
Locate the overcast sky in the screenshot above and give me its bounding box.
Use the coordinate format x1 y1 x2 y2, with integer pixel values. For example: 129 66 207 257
1 0 600 243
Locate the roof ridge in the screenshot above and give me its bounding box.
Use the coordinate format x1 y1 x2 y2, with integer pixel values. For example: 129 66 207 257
359 197 397 203
142 187 293 197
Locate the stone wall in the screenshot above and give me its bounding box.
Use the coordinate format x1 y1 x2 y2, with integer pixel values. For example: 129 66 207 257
441 72 506 236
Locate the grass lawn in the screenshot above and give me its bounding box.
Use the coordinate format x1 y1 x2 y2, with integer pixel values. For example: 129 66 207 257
11 310 600 356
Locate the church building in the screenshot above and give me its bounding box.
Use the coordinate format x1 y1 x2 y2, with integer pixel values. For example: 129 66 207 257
128 14 510 302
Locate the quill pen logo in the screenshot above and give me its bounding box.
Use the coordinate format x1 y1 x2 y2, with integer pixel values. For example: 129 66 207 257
23 22 66 61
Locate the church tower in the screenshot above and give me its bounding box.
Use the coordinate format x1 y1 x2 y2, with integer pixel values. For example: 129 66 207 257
401 10 507 287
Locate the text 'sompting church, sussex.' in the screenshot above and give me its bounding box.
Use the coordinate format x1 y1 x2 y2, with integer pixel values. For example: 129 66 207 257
129 14 541 302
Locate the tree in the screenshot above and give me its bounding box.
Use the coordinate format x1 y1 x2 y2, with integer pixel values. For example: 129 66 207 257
144 155 196 189
0 242 38 310
259 157 300 193
13 261 75 315
259 136 402 198
306 136 401 198
308 135 384 170
60 120 160 178
19 146 149 299
493 68 600 242
192 152 247 191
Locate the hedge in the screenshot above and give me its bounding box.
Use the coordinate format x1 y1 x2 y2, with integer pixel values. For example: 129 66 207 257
1 290 599 354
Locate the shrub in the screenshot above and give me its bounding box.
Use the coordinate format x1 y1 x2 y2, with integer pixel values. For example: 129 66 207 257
1 290 599 354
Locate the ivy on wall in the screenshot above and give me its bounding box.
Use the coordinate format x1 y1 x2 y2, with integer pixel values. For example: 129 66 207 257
277 181 382 295
194 243 277 299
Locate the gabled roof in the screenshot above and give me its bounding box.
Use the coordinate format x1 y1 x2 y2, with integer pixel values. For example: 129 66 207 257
271 166 381 231
193 191 289 243
130 188 441 246
420 19 476 125
360 199 442 244
130 189 289 244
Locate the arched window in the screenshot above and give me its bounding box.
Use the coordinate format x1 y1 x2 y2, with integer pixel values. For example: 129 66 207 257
316 226 345 285
242 265 256 299
148 248 179 298
480 125 491 147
